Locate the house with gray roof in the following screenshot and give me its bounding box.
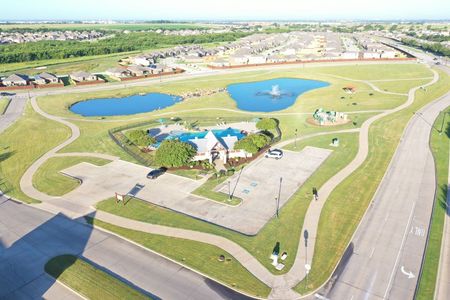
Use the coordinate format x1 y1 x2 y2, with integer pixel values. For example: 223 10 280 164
34 72 60 85
69 71 98 83
1 74 30 86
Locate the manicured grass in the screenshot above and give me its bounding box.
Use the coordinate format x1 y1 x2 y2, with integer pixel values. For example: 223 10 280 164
33 156 111 196
192 168 243 206
96 132 359 276
0 103 71 203
416 108 449 300
371 78 432 94
45 254 153 300
294 68 450 294
86 217 271 298
0 97 11 115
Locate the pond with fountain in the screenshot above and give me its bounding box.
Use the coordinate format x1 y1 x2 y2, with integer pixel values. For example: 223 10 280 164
227 78 329 112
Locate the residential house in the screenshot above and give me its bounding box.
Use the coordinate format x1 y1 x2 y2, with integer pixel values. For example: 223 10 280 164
127 65 152 77
34 72 59 85
132 56 152 66
105 67 132 79
70 71 98 83
1 74 29 86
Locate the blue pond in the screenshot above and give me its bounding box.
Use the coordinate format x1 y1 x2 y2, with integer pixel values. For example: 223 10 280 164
70 93 181 116
227 78 329 112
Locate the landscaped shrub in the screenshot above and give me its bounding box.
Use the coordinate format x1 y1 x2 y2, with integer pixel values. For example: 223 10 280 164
256 118 278 131
126 130 156 147
154 140 196 167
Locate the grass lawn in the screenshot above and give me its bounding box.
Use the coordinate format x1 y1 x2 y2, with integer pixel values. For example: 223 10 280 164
370 78 432 94
95 131 359 277
86 217 271 298
0 97 11 115
192 168 243 206
33 156 111 196
415 108 449 300
294 68 450 294
45 254 153 300
0 103 71 203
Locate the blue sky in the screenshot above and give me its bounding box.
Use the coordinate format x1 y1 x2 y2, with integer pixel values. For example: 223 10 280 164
1 0 449 21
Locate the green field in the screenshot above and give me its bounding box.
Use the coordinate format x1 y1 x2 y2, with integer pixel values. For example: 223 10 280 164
0 97 11 115
416 108 449 299
86 217 272 298
45 255 153 300
33 156 111 196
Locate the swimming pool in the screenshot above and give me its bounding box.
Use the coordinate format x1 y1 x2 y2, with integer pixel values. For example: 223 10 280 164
70 93 181 117
227 78 329 112
152 128 245 148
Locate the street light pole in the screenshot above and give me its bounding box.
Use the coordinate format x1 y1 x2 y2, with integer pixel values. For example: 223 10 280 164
294 129 298 149
228 181 231 200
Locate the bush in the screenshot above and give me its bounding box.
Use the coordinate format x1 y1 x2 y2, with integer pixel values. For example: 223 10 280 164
127 130 156 147
155 140 196 167
256 118 277 131
234 133 271 154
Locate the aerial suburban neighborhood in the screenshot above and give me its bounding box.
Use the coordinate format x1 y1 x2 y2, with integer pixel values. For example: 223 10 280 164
0 1 449 300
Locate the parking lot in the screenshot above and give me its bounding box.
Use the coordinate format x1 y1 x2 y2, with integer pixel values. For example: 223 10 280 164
61 146 331 234
216 146 332 215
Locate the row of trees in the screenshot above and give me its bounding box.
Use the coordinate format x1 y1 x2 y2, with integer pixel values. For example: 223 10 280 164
401 38 450 57
0 31 250 64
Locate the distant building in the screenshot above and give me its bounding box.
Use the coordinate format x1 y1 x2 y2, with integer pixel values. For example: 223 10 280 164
1 74 29 86
70 71 98 83
34 72 59 84
105 67 132 79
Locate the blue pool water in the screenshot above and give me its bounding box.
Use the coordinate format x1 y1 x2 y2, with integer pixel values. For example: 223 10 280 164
70 93 181 116
153 128 245 148
227 78 329 112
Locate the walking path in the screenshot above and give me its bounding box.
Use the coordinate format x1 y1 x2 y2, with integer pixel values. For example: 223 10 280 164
16 66 439 299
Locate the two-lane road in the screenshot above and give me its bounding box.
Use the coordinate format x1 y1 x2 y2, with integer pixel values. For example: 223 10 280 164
327 85 450 299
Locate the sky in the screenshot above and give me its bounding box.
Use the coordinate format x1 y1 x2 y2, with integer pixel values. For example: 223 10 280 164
1 0 449 21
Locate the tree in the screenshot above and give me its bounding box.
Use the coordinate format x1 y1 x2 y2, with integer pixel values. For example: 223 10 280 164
256 118 277 131
154 140 196 167
127 130 156 147
234 133 271 154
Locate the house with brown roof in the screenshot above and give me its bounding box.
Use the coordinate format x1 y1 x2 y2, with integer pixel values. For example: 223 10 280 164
1 74 30 86
69 71 98 83
34 72 60 85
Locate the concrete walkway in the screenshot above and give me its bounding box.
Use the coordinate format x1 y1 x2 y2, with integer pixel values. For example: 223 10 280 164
16 65 439 299
0 95 28 133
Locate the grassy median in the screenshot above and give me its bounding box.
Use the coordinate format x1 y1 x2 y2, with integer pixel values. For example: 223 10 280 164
86 217 272 298
33 156 111 196
294 68 450 294
45 254 153 300
416 107 449 299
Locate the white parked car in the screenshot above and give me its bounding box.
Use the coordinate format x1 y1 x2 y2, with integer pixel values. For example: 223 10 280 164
265 149 283 159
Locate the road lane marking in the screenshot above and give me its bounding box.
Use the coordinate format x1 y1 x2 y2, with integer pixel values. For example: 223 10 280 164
383 201 416 299
400 266 415 279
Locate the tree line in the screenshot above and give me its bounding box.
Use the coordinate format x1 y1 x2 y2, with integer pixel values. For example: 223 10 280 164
0 31 250 64
401 38 450 57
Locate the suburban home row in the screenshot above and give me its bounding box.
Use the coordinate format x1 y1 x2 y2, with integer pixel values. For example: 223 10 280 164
0 72 62 88
105 64 177 80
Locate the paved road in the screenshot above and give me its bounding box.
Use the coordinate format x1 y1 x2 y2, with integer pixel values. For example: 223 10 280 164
0 95 27 133
326 82 450 299
0 197 255 300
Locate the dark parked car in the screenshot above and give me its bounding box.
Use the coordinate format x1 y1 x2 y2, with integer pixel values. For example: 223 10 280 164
146 167 167 179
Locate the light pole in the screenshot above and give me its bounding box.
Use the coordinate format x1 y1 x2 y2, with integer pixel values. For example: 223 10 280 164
275 177 282 218
228 181 231 200
304 229 309 289
294 129 298 149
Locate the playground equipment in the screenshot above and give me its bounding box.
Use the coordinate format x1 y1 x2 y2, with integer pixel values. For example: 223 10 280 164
313 108 348 126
